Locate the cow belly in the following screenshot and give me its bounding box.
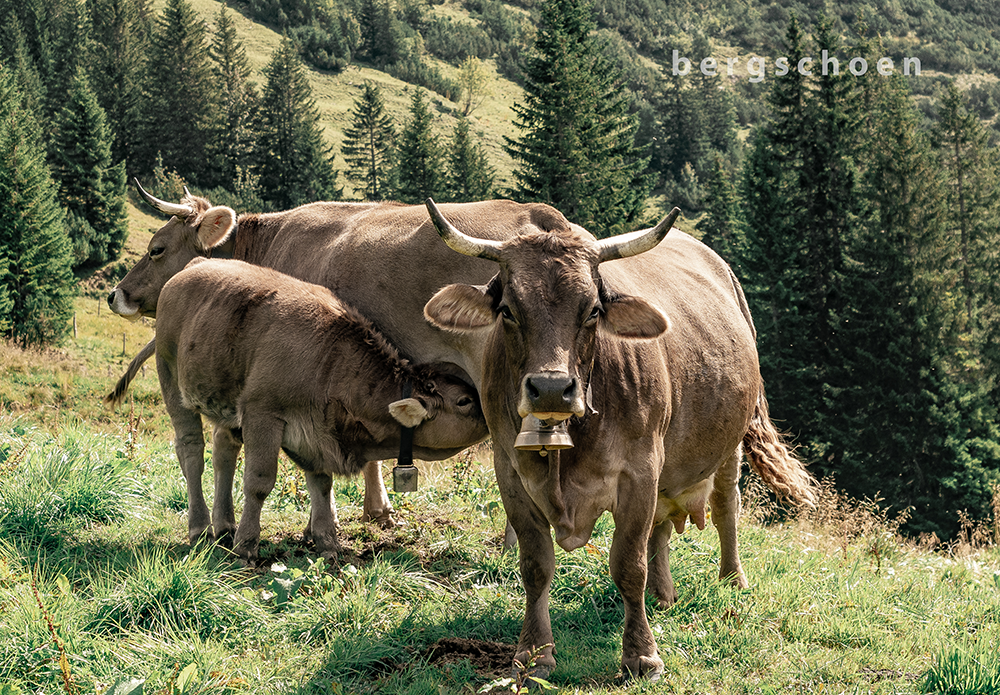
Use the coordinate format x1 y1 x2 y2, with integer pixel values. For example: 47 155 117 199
280 415 357 477
655 476 713 533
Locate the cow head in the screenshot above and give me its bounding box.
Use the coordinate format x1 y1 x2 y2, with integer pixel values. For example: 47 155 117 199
388 368 488 449
107 180 236 320
423 199 679 438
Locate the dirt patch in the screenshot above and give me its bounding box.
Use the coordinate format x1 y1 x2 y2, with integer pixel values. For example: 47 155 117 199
424 637 516 678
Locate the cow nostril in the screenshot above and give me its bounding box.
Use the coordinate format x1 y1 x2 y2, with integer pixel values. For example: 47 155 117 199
107 291 116 307
563 381 577 402
526 379 540 401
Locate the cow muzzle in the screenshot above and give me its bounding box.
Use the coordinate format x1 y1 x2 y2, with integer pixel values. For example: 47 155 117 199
518 372 585 421
106 288 142 320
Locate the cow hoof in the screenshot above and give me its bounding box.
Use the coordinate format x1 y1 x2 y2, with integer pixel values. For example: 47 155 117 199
214 529 234 550
621 654 664 681
511 665 552 690
363 508 397 527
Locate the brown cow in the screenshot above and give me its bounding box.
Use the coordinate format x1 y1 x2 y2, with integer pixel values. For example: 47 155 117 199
422 199 817 680
107 183 569 544
113 258 487 561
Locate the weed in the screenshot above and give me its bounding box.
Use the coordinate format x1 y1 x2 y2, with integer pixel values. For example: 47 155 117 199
923 642 1000 694
30 571 78 695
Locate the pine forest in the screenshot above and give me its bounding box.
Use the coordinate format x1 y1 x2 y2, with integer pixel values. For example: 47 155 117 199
4 0 1000 541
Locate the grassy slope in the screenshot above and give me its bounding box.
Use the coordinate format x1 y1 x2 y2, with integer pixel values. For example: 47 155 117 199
0 407 998 694
182 0 523 198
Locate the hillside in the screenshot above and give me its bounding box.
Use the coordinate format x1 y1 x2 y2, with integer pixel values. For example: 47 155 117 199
174 0 525 197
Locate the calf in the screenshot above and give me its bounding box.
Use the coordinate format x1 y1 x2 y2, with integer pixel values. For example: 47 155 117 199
110 258 487 562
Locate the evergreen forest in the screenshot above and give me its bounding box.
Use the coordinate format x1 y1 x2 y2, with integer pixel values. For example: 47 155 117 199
3 0 1000 538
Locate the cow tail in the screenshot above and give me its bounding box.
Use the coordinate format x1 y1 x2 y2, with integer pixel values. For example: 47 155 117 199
743 383 818 508
104 338 156 408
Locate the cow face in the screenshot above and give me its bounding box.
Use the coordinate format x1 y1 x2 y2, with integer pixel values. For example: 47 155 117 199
389 369 488 449
423 200 678 430
107 181 235 320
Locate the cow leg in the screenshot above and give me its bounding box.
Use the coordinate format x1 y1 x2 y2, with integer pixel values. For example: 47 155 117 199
710 447 748 588
211 425 241 547
611 479 664 680
303 470 342 562
361 460 395 526
646 520 677 608
496 452 557 678
232 413 283 564
159 367 211 545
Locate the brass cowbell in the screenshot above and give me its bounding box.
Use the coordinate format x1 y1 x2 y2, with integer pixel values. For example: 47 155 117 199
514 415 574 456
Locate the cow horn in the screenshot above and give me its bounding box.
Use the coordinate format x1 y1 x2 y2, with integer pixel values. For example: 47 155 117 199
134 178 194 217
597 207 681 263
425 198 503 263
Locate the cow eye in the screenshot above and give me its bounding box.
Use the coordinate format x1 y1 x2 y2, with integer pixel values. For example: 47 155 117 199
456 396 474 407
585 305 602 325
149 246 165 259
499 305 516 324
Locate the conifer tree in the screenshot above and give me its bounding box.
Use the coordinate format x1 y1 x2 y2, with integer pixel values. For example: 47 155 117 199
341 81 396 201
87 0 152 168
934 82 1000 387
0 64 74 347
136 0 217 181
447 117 494 202
695 154 742 264
395 90 444 204
503 0 649 235
49 64 129 268
208 5 260 191
256 37 340 209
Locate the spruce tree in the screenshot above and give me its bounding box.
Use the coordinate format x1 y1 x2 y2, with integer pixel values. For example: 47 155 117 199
738 14 814 417
447 116 495 202
695 154 742 265
341 81 396 201
0 64 74 347
256 37 341 209
503 0 649 235
208 5 260 191
87 0 152 168
395 90 444 204
136 0 217 181
49 64 128 268
934 82 1000 388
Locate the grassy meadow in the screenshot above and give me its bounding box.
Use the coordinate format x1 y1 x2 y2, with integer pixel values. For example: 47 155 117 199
2 207 1000 695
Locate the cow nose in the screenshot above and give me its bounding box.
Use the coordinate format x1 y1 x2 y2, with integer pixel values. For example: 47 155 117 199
523 372 583 418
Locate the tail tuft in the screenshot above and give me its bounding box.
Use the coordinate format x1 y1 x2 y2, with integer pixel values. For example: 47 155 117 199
105 339 156 408
743 384 818 508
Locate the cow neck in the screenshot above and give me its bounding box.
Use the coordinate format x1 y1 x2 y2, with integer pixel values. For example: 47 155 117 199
229 214 281 265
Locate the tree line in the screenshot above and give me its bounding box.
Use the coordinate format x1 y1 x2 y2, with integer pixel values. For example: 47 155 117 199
699 15 1000 539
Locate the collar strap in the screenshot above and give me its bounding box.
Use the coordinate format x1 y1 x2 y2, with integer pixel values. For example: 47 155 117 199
398 378 415 467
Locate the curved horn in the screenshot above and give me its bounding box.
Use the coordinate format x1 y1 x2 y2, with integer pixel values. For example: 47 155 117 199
134 178 194 217
597 207 681 263
425 198 503 263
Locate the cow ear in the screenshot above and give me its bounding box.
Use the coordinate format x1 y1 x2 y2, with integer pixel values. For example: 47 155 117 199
424 284 494 332
389 398 429 428
601 296 670 340
197 206 237 250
